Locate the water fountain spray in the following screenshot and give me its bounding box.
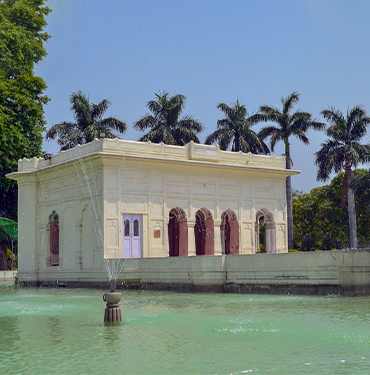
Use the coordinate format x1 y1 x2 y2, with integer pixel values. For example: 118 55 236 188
103 278 122 323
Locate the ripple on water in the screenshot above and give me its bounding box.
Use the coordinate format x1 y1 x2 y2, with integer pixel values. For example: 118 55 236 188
1 287 370 375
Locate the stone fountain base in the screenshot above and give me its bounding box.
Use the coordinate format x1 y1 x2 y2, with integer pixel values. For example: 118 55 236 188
103 291 122 323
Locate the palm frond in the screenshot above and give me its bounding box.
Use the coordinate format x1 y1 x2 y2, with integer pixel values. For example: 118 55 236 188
172 127 200 145
136 91 199 145
240 130 269 154
258 126 280 141
269 129 284 151
309 120 326 131
321 107 345 126
177 115 203 133
205 129 223 145
70 91 91 127
216 118 232 129
133 115 157 131
139 125 175 145
258 105 282 123
46 91 126 150
217 102 234 120
317 105 370 182
46 121 75 140
147 99 163 117
293 130 309 145
248 112 268 125
315 139 345 181
282 91 299 114
91 99 110 120
219 130 233 150
98 117 127 133
347 106 370 141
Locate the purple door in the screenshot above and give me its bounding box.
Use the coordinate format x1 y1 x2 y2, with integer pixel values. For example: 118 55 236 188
122 214 142 258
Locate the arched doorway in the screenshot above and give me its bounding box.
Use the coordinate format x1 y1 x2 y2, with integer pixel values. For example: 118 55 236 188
255 208 276 253
220 209 239 255
195 208 214 255
168 207 188 257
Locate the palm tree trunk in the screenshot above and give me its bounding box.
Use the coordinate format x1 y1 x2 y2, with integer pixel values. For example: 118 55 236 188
285 140 294 250
286 173 294 250
346 166 357 249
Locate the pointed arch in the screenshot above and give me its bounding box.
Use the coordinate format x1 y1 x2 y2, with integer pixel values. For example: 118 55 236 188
221 209 239 255
168 207 188 257
255 208 276 253
195 208 214 255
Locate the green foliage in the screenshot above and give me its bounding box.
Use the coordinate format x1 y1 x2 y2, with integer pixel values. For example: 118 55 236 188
315 105 370 181
258 216 266 252
134 91 203 145
205 99 269 154
258 92 325 251
314 105 370 249
350 169 370 208
293 169 370 250
46 91 127 150
6 245 17 270
0 0 50 220
258 92 325 163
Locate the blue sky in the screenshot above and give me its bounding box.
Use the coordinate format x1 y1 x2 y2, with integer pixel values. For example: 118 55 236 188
35 0 370 193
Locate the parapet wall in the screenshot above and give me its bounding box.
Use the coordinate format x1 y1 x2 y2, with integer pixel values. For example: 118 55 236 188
20 250 370 296
15 139 288 172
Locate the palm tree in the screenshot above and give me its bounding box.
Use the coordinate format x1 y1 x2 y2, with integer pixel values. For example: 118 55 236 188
134 91 203 145
258 92 325 250
46 91 127 150
315 105 370 249
204 99 269 154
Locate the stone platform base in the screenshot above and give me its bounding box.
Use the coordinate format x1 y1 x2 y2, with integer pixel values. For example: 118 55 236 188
0 271 17 282
17 250 370 297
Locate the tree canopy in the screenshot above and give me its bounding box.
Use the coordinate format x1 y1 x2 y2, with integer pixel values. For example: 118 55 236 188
134 91 203 145
314 105 370 248
315 106 370 181
293 170 370 250
46 91 127 150
205 99 269 154
258 91 325 249
0 0 50 220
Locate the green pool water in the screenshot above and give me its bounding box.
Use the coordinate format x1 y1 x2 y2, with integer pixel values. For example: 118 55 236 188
0 284 370 374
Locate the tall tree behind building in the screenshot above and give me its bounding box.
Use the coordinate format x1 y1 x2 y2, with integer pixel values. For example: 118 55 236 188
0 0 50 220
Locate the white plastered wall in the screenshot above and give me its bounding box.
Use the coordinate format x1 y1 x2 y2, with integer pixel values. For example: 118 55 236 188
103 156 288 258
8 140 295 280
17 158 105 275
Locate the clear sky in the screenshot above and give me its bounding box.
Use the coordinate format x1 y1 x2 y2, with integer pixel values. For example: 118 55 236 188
35 0 370 193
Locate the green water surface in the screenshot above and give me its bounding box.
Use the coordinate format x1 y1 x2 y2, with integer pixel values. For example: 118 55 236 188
0 284 369 374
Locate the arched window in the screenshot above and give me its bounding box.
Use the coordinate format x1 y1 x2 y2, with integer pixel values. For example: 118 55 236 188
124 219 130 237
168 207 188 257
194 208 214 255
133 219 139 237
221 209 239 255
49 211 59 266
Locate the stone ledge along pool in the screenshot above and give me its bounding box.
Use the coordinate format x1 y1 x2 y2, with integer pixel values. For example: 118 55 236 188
1 283 370 374
18 250 370 297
